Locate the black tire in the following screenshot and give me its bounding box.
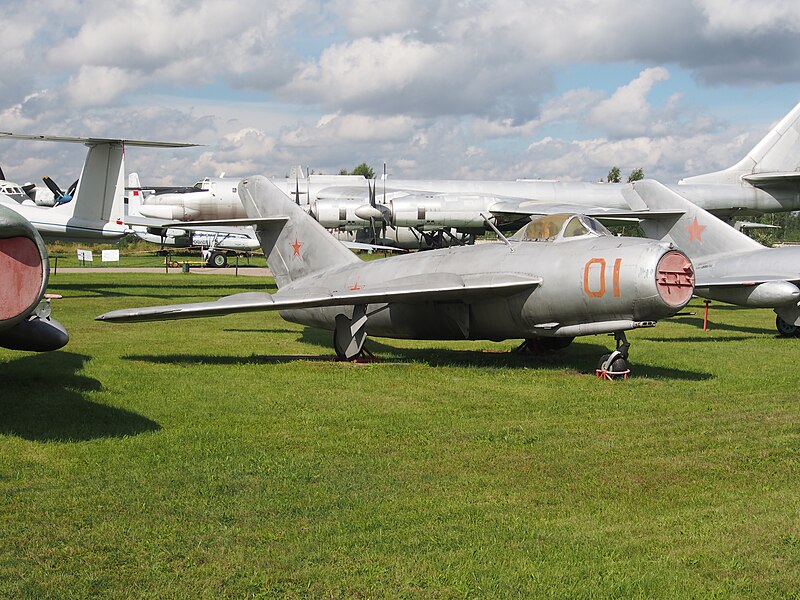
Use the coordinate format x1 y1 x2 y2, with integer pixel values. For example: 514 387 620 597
776 315 799 338
597 353 629 380
208 252 227 268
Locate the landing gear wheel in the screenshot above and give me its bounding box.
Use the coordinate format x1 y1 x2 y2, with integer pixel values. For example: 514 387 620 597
596 331 632 380
208 252 227 268
775 315 799 337
596 353 629 380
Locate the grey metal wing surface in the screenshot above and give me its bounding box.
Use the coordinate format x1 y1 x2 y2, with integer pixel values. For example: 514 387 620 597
96 272 541 323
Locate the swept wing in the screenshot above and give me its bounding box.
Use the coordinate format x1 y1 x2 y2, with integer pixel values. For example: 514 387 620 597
96 272 541 323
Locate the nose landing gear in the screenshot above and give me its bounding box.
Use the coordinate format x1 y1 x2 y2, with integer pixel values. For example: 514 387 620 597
596 332 631 380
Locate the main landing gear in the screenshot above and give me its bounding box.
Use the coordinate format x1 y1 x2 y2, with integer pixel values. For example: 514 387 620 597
776 315 800 338
333 305 369 360
596 332 631 380
515 336 574 353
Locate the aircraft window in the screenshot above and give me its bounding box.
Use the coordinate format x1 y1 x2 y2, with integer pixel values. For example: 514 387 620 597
510 213 612 242
510 214 571 241
562 216 589 238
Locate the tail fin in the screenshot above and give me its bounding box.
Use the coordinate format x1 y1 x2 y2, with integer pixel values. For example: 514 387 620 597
681 101 800 185
626 179 763 260
72 142 125 223
238 175 359 287
48 142 125 225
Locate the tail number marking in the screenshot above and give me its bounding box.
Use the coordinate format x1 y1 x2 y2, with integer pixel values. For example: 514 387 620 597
583 258 622 298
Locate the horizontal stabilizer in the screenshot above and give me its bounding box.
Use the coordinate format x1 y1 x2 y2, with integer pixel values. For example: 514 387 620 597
742 172 800 186
339 240 407 253
0 132 200 148
96 272 542 323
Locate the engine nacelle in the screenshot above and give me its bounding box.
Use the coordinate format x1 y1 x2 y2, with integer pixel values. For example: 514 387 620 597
313 198 376 229
390 194 492 230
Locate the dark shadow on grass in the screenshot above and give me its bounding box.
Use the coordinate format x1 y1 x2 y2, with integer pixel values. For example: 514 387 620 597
48 281 276 300
0 352 160 442
124 353 341 365
222 328 299 334
124 338 711 380
645 335 758 343
671 316 771 335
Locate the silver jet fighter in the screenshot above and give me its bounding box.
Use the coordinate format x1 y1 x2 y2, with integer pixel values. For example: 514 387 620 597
0 204 68 352
627 179 800 337
98 177 695 375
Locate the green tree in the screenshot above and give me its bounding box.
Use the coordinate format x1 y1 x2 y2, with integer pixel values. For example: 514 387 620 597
351 163 375 179
607 166 621 183
627 167 645 182
338 168 349 175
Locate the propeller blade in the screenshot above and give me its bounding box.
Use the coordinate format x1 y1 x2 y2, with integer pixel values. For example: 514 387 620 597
0 165 5 180
42 176 64 197
368 179 376 207
66 179 79 197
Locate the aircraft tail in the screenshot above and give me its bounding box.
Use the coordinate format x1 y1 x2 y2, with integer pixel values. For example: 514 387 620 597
680 101 800 185
238 175 359 287
72 142 126 223
625 179 763 260
47 142 126 225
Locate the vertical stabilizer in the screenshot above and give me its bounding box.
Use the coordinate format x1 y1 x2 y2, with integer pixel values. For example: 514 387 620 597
680 101 800 185
238 175 359 287
626 179 763 260
70 142 126 223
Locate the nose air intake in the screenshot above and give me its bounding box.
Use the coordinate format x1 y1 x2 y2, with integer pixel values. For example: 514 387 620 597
656 250 694 307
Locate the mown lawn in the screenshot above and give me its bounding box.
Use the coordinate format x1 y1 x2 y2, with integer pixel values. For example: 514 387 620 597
1 272 798 598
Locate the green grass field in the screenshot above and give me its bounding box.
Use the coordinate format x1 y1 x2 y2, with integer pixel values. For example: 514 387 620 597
1 272 799 598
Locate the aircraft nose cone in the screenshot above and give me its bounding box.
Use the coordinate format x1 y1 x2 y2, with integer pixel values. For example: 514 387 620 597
655 250 694 308
354 204 388 221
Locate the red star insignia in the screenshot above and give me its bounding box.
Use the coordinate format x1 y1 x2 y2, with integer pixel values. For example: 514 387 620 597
686 216 706 243
290 237 303 256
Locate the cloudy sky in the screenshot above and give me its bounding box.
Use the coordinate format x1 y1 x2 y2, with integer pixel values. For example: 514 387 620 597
2 0 800 187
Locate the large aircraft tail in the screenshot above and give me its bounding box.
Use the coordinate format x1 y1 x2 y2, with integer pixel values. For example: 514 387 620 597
0 133 199 228
70 142 126 223
238 176 360 287
680 101 800 185
625 179 763 260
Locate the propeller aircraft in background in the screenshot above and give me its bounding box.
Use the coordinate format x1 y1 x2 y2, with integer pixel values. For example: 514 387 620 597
127 101 800 245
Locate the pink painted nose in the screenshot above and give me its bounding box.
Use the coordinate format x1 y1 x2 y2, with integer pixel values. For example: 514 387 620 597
656 250 694 308
0 237 43 321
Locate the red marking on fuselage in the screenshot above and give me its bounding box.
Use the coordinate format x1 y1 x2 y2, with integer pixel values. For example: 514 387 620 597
686 217 706 243
290 237 303 256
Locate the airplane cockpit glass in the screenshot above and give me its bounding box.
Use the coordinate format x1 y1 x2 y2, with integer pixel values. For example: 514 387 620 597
510 213 612 242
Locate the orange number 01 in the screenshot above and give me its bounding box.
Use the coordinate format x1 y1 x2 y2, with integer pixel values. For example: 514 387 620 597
583 258 622 298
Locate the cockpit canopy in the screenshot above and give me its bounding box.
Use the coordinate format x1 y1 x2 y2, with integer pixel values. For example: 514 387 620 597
510 213 613 242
